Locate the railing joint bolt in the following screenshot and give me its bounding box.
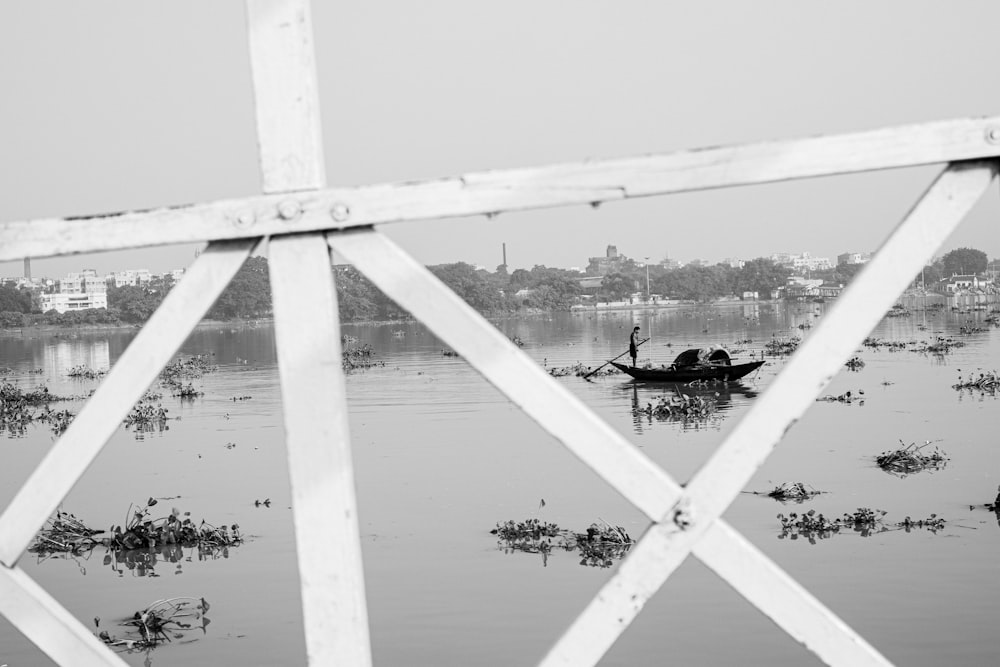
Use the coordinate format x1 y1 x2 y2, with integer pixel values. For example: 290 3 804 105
233 210 256 229
986 127 1000 144
278 199 302 222
330 202 351 222
672 498 694 530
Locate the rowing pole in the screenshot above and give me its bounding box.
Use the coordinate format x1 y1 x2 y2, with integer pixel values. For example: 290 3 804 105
582 338 649 380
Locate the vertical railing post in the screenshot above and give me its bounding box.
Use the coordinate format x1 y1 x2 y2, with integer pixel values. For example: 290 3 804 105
247 1 373 664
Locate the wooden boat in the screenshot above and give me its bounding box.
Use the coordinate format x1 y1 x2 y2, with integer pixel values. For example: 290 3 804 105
610 347 764 383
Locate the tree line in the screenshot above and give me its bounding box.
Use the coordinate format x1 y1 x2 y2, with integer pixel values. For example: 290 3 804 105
0 247 992 328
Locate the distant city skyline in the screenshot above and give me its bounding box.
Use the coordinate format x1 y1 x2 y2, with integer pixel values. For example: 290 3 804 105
1 239 994 281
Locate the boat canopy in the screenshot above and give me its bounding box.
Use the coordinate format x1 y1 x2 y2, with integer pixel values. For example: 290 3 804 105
672 347 732 367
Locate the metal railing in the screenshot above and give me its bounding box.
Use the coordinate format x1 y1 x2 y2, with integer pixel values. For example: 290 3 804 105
1 1 998 664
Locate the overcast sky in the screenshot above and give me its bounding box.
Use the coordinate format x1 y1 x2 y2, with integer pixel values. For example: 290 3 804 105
2 1 999 279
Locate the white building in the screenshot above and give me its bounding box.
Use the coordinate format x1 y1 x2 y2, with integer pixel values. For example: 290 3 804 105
45 269 110 313
60 269 106 294
837 252 872 266
792 253 833 272
105 269 152 287
40 291 108 314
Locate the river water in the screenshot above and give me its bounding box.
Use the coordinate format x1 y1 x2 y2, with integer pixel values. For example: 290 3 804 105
1 302 998 666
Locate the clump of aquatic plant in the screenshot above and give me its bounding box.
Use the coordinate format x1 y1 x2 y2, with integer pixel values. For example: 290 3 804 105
0 383 74 436
30 499 243 556
778 507 945 544
816 389 864 404
67 365 107 380
172 382 203 399
29 510 104 555
876 440 948 476
914 337 965 354
97 597 210 651
752 482 823 503
123 403 169 434
140 389 163 402
634 388 718 424
491 518 634 568
952 370 999 394
844 356 865 371
548 363 619 378
159 355 217 391
959 324 988 334
509 335 525 347
492 518 561 543
342 343 384 372
764 336 800 356
441 349 460 357
573 521 634 568
862 337 909 351
37 406 75 435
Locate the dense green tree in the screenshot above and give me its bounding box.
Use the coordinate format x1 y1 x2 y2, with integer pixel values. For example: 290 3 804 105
0 311 26 327
208 256 272 319
941 247 987 276
0 284 32 313
734 259 791 296
655 265 735 302
429 262 509 312
600 272 636 300
108 285 162 323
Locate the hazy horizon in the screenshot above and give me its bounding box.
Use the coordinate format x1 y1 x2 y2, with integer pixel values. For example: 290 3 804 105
2 2 999 278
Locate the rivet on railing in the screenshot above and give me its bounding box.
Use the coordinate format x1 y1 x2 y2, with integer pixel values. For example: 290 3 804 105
330 202 351 222
232 210 256 229
278 199 302 222
986 127 1000 144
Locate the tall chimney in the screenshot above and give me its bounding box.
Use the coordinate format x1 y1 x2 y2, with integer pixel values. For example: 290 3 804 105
23 258 31 281
502 243 507 268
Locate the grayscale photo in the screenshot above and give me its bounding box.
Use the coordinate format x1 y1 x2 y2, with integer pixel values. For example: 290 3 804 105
1 2 998 665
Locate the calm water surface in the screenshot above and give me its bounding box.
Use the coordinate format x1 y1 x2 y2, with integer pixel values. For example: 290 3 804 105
1 303 999 666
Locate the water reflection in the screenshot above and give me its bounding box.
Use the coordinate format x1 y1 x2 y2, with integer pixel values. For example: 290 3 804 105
44 338 110 376
32 543 233 578
627 381 758 433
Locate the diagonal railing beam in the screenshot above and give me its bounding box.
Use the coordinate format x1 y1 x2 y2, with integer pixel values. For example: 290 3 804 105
327 227 682 520
5 116 1000 261
0 239 259 567
0 566 128 667
541 160 996 666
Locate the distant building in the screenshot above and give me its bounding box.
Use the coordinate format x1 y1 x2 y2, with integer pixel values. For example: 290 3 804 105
105 269 152 287
817 283 845 299
660 257 682 270
791 253 833 272
587 244 627 275
941 274 990 294
44 269 110 313
40 291 108 314
60 270 106 295
770 252 831 272
770 253 795 267
784 276 824 299
837 252 872 266
722 257 746 269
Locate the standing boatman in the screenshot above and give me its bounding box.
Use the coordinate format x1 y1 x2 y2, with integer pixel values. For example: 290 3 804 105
629 326 640 367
